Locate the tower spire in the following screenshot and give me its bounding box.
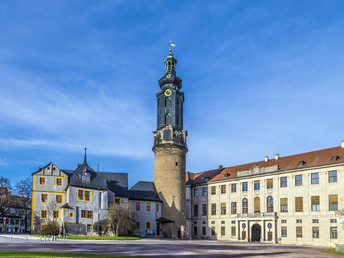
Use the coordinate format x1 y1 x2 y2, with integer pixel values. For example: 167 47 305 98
83 147 87 164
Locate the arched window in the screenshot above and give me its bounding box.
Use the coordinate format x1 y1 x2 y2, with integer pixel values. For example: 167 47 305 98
254 197 260 213
165 97 171 107
242 198 248 213
165 113 171 125
267 196 274 212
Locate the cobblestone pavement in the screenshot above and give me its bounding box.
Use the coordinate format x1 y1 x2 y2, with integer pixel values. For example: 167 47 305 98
0 236 339 257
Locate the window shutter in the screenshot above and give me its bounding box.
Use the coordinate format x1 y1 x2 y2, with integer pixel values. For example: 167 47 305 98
295 197 303 212
254 197 260 213
329 195 338 205
281 198 288 206
311 196 320 205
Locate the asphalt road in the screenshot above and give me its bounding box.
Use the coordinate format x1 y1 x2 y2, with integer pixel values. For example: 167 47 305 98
0 235 338 257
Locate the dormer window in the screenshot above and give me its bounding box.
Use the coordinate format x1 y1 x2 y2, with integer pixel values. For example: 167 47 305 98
331 156 339 161
298 161 305 167
80 168 90 182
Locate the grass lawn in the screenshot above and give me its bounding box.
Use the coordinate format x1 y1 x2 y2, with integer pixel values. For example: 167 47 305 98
30 234 140 240
0 250 134 257
320 248 344 256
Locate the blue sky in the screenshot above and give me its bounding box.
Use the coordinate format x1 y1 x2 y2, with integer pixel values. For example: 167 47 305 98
1 0 344 187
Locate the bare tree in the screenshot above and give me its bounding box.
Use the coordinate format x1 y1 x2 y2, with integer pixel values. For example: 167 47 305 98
107 204 136 236
14 177 32 233
0 177 13 218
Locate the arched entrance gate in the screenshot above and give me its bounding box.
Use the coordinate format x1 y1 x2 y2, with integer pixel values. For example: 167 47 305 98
251 224 261 242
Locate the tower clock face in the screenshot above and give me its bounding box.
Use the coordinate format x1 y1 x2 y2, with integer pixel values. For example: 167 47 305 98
164 89 172 97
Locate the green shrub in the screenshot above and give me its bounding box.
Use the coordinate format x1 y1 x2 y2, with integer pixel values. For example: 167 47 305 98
39 220 59 236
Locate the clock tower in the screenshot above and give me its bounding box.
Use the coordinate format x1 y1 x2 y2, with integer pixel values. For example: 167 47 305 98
153 48 187 238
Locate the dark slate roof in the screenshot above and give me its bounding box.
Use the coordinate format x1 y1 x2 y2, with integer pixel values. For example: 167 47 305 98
156 217 174 223
61 203 73 209
68 155 129 196
129 181 162 202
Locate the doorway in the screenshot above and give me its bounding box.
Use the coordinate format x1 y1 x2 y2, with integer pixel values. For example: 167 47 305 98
251 224 261 242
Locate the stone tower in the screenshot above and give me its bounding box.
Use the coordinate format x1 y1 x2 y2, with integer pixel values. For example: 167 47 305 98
153 49 187 238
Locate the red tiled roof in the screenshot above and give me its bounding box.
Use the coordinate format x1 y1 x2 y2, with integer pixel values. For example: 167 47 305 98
188 146 344 185
186 169 222 185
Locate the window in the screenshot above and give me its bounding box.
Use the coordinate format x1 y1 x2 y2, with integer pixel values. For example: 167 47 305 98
146 203 151 212
56 178 62 186
329 195 338 211
254 197 260 213
221 185 226 194
211 204 216 215
69 212 74 218
81 171 90 182
136 221 140 229
211 186 216 195
194 226 197 235
242 182 248 191
281 219 287 223
295 197 303 212
329 171 337 183
202 204 207 216
202 226 206 235
254 181 260 190
157 203 160 213
211 226 215 236
39 177 46 185
311 173 319 184
221 226 225 236
87 224 92 232
267 179 273 189
296 219 302 223
330 219 337 223
330 227 337 239
78 190 91 201
114 197 121 205
280 198 288 212
231 184 236 193
41 210 47 218
135 202 140 211
81 210 93 219
145 222 151 230
231 202 237 214
53 210 59 219
311 196 320 211
242 198 248 213
296 226 302 238
41 194 48 203
231 226 236 236
312 227 319 238
281 227 287 237
331 155 339 161
194 205 198 217
202 187 207 196
56 195 62 204
312 219 319 223
194 188 199 197
295 175 302 186
267 196 273 212
221 203 226 215
280 177 287 187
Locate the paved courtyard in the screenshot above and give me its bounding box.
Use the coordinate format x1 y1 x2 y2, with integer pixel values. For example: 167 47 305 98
0 235 339 257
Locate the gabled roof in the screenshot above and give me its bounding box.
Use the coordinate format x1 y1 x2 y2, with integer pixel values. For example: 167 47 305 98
185 169 222 185
188 145 344 185
32 162 70 178
129 181 162 202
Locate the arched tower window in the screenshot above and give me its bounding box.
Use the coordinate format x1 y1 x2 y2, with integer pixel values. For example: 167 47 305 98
267 196 274 212
165 113 171 125
242 198 248 213
254 197 260 213
165 97 171 107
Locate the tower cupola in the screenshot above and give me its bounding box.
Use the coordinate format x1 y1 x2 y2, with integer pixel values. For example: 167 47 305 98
164 53 177 76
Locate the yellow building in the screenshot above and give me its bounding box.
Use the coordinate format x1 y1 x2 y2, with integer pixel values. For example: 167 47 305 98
187 141 344 246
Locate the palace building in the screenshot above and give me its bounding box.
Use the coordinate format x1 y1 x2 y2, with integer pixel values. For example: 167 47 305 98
186 142 344 246
30 49 343 246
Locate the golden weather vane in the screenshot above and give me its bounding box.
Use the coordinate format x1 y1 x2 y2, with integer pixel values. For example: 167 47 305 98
169 40 176 54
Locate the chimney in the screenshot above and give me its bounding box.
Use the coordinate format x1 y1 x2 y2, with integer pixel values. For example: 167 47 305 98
275 154 279 160
341 140 344 149
265 156 269 162
219 165 223 170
